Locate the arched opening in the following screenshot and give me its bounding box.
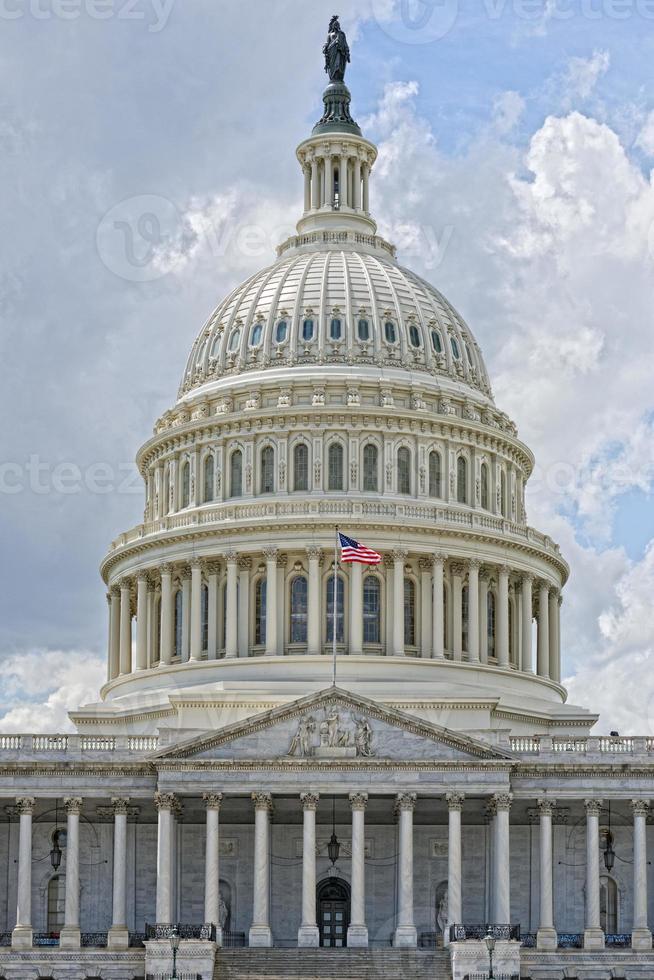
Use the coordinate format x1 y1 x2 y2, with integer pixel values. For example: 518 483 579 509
180 460 190 509
480 462 489 510
457 456 467 504
290 576 308 644
47 874 66 934
230 450 243 498
429 451 442 498
404 578 416 647
201 584 209 654
255 579 267 646
362 443 378 492
397 447 411 494
600 875 618 934
174 589 183 658
500 470 508 518
260 446 275 494
326 574 345 643
203 455 214 503
363 575 381 644
317 877 350 947
293 443 309 492
461 585 469 655
487 591 496 659
328 443 344 491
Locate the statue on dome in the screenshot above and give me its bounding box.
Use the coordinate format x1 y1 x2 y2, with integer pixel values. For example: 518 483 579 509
323 15 350 82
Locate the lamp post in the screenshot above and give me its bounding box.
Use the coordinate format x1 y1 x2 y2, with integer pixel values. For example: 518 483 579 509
170 926 180 979
485 927 496 980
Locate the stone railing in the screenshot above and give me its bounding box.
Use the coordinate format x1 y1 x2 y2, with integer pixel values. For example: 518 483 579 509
276 229 397 258
510 735 654 757
0 733 159 759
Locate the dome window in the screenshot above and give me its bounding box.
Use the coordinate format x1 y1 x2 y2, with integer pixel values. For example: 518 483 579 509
250 323 263 347
228 329 241 353
330 317 342 341
450 337 461 360
384 321 397 344
408 324 422 348
302 318 315 341
357 318 370 341
430 329 443 354
275 320 288 344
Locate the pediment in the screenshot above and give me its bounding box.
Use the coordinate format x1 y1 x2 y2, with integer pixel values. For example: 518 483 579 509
155 687 511 763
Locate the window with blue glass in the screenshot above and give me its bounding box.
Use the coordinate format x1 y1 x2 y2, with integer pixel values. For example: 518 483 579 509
363 576 381 644
250 323 263 347
302 318 314 341
384 320 397 344
275 320 288 344
357 318 370 341
290 576 308 643
409 324 421 348
330 317 342 340
255 579 267 645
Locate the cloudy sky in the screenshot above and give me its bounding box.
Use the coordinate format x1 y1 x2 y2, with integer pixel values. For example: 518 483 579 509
1 0 654 732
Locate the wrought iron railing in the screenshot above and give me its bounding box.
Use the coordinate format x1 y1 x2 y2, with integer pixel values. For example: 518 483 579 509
557 933 583 948
418 931 442 948
464 974 520 980
129 931 147 947
145 922 216 942
520 932 536 947
450 924 521 942
606 933 632 947
81 932 108 947
0 933 10 947
32 933 59 946
222 930 246 947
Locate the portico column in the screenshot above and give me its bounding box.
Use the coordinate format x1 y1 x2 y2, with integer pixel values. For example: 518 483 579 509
348 793 368 947
135 573 148 670
206 561 220 660
584 799 605 949
264 548 278 657
108 586 121 680
60 797 83 948
225 552 238 659
160 564 174 665
451 563 464 661
432 554 446 659
108 798 130 948
119 578 132 675
445 793 464 946
521 573 534 673
350 561 363 656
497 565 510 667
467 560 480 662
392 550 407 657
631 800 652 949
203 793 224 945
549 589 561 683
537 581 551 678
249 792 273 947
12 797 35 948
492 793 512 924
190 558 203 661
307 548 322 656
394 793 417 947
536 799 557 950
298 792 320 947
155 793 176 924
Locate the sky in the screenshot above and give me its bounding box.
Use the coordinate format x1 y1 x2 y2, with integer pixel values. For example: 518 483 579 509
1 0 654 733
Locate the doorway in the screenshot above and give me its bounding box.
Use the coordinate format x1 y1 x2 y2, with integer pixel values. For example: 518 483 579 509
317 878 350 947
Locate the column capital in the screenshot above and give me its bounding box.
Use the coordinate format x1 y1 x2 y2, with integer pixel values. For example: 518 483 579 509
204 560 221 576
492 792 513 812
300 792 320 811
349 792 368 811
450 562 466 578
631 799 650 817
468 558 482 571
190 557 203 571
537 798 556 817
119 576 132 592
522 572 535 584
584 798 603 817
63 797 83 815
432 551 448 568
306 546 323 562
225 550 238 564
418 557 432 571
392 549 408 563
538 578 552 593
498 564 511 577
111 797 130 816
136 570 149 585
238 556 252 571
154 792 177 812
203 792 223 811
395 792 417 812
160 562 174 577
109 584 121 598
446 792 465 811
252 792 273 812
263 548 279 562
16 797 36 815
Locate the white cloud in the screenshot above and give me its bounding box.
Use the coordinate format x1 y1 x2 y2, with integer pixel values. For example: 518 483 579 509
635 109 654 156
0 651 105 733
492 91 526 135
561 50 611 105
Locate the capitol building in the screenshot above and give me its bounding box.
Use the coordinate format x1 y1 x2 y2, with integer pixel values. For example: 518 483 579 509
1 20 653 980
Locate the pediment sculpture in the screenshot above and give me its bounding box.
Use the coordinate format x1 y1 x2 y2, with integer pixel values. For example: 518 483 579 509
288 706 374 758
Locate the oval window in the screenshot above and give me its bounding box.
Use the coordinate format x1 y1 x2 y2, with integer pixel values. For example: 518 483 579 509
302 318 314 341
384 321 397 344
450 337 461 360
409 324 421 348
228 329 241 352
431 329 442 354
250 323 263 347
358 318 370 341
330 318 342 340
275 321 288 344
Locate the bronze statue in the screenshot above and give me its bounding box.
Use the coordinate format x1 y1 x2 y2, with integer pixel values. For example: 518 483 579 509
323 15 350 83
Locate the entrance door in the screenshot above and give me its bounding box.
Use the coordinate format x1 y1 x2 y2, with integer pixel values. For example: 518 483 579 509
317 878 350 947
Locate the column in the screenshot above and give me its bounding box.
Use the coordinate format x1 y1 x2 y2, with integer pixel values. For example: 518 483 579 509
432 554 445 659
181 569 191 661
521 573 534 673
225 552 238 658
326 154 335 207
467 560 480 662
303 166 311 212
108 798 130 948
203 793 224 945
348 793 369 947
108 586 121 680
393 793 417 947
350 561 363 656
190 559 203 661
60 797 83 948
146 579 156 667
584 799 604 948
497 565 510 667
206 561 220 660
249 793 273 947
307 548 322 656
263 548 278 656
392 550 407 657
536 799 557 950
353 156 361 209
155 792 176 924
135 573 148 670
362 163 370 212
451 564 464 661
419 559 432 658
160 564 174 666
537 581 550 678
632 800 651 949
492 793 512 924
445 793 464 946
238 557 251 658
549 589 561 683
12 797 35 948
119 578 132 675
479 573 490 663
339 152 348 207
311 158 319 210
298 793 320 947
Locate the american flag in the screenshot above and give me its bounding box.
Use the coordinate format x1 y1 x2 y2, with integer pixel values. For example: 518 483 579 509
338 532 382 565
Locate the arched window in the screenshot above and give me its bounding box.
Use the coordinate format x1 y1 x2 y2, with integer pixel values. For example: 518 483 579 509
480 462 490 510
255 579 267 646
462 585 469 654
357 318 370 341
404 578 416 646
250 322 263 347
408 324 421 348
228 328 241 352
457 456 467 504
326 573 345 643
180 460 190 509
384 320 397 344
328 443 344 491
203 455 214 503
397 447 411 495
363 444 378 492
428 451 442 498
363 575 381 644
230 450 243 498
487 591 496 659
430 329 443 354
201 584 209 653
47 875 66 932
174 589 183 658
275 320 288 344
260 446 274 494
500 470 508 518
330 317 342 341
302 318 314 341
290 576 308 643
293 443 309 491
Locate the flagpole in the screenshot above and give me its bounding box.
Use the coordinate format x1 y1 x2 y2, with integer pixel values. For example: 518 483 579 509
332 526 338 687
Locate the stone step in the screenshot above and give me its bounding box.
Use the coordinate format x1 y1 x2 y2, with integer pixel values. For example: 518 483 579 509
215 948 452 980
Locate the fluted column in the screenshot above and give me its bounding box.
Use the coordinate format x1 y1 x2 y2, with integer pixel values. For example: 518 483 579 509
238 556 252 659
549 589 561 682
537 581 550 678
393 550 407 657
135 573 148 670
307 548 322 656
536 799 557 950
445 793 464 945
108 586 121 680
479 572 490 663
467 560 480 662
119 578 132 675
225 552 238 659
353 156 362 209
497 565 510 667
264 548 278 657
362 162 370 212
155 792 176 924
451 563 464 661
206 561 220 660
298 792 320 947
60 797 83 948
521 573 534 673
181 568 191 661
492 793 512 924
584 799 604 948
160 564 174 666
190 558 203 661
350 560 363 655
419 559 432 658
326 154 335 207
432 554 446 659
249 792 273 947
303 166 311 212
203 793 224 945
311 158 319 210
12 797 35 948
339 152 348 207
348 793 368 947
393 793 417 946
108 798 130 948
632 800 651 949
